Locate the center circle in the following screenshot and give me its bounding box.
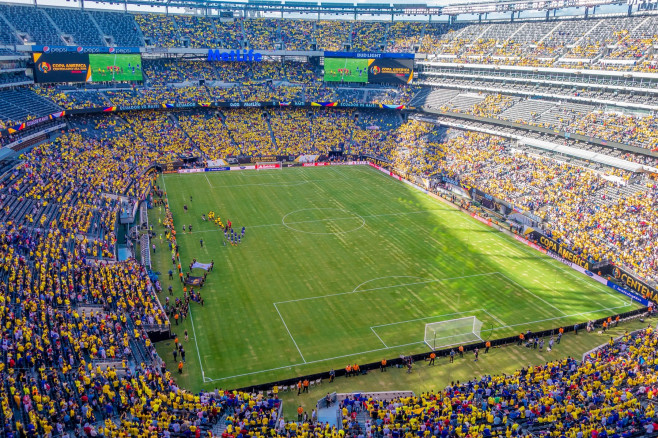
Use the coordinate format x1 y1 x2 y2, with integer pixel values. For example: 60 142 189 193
282 208 365 235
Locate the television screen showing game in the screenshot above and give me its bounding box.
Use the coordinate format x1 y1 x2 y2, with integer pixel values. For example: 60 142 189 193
323 58 369 83
89 54 143 82
32 52 143 83
323 53 414 84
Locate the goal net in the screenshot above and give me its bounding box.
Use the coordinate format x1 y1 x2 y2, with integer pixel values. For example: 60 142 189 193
424 316 483 351
255 161 283 170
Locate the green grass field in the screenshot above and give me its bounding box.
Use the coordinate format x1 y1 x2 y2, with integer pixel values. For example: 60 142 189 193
324 58 369 83
89 54 143 82
149 165 639 391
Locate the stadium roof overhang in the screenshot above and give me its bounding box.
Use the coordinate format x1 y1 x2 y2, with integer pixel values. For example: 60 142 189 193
80 0 626 16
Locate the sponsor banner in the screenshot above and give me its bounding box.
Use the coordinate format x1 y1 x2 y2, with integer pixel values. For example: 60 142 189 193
570 263 608 287
330 161 368 166
230 166 256 170
471 213 492 226
400 177 427 193
537 235 590 271
607 282 649 306
255 164 280 169
207 49 263 62
609 265 657 303
240 155 293 164
205 167 230 172
32 45 140 54
324 51 415 59
302 162 330 167
513 234 547 254
178 168 205 174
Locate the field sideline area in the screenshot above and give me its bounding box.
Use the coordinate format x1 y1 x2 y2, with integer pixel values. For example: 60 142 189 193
149 165 639 391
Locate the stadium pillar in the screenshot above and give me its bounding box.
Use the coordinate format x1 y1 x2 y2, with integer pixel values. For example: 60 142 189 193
627 4 632 15
545 10 550 21
584 6 589 18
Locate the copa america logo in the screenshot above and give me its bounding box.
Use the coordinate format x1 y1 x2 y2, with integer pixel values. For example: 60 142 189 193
38 62 52 73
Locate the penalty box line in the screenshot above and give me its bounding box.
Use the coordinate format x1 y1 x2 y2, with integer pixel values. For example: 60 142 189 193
272 274 500 366
202 301 632 383
273 272 501 305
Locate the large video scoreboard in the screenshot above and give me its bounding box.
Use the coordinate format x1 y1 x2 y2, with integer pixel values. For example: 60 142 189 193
33 52 143 83
323 52 414 84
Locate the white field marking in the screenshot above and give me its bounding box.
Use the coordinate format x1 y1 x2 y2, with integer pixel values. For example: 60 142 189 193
281 208 366 235
202 301 632 382
162 175 207 380
197 175 371 189
273 272 501 305
482 309 508 327
496 272 568 316
370 327 389 348
273 303 306 363
186 209 445 234
352 275 428 294
489 303 631 333
188 309 206 381
370 309 485 329
204 172 214 188
164 168 637 382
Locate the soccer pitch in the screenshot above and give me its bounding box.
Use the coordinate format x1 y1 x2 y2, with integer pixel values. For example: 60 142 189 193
323 58 369 83
89 54 143 82
150 165 639 391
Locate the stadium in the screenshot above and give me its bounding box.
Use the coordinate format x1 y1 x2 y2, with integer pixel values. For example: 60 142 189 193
0 0 657 435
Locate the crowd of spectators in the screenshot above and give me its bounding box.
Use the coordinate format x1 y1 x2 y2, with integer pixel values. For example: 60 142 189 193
388 127 657 282
335 325 658 438
0 86 657 435
422 90 658 152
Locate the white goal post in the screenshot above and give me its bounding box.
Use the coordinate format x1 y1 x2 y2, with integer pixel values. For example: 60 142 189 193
424 316 483 351
255 161 283 170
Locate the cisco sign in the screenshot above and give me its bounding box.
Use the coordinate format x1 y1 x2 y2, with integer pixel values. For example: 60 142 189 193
207 49 263 62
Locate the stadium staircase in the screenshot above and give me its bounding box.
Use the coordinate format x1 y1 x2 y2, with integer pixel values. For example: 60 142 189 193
40 9 66 43
240 21 247 49
0 12 19 44
354 410 368 431
347 21 354 50
265 113 279 148
566 20 603 58
169 113 206 157
536 21 561 45
212 419 228 437
87 12 109 44
169 16 184 45
381 23 390 51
